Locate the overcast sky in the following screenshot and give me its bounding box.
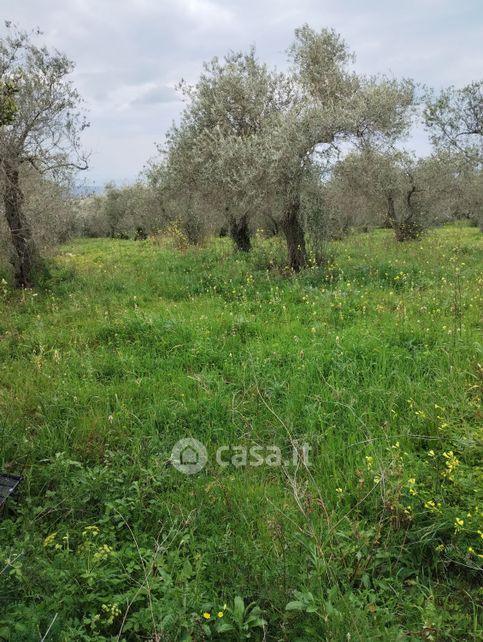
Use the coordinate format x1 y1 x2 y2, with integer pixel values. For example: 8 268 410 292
2 0 482 185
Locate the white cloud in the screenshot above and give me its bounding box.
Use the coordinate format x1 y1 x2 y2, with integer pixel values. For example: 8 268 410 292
185 0 235 30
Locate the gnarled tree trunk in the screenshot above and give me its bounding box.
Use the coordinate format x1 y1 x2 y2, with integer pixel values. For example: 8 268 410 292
386 193 421 242
230 213 251 252
386 193 405 240
3 162 37 287
401 186 423 240
281 195 307 271
387 187 422 243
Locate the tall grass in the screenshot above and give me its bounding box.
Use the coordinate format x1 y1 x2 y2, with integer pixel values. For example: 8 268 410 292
0 225 481 640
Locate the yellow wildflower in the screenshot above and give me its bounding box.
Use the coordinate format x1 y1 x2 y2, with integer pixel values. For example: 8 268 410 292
442 451 459 481
43 532 58 548
424 500 439 512
94 544 114 561
407 478 417 496
82 525 100 538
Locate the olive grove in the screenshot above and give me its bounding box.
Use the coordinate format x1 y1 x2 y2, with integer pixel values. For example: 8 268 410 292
152 26 417 269
0 22 481 286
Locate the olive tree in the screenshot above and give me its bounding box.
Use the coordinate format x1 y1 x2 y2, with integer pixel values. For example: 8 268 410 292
160 49 287 251
321 166 374 236
424 84 482 230
425 81 483 164
326 148 475 240
209 27 416 267
0 23 87 287
155 124 217 245
102 183 131 239
421 151 483 229
76 180 167 240
0 166 77 262
261 26 415 268
325 149 423 240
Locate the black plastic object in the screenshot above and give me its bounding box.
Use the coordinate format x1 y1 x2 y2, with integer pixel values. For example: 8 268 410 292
0 474 22 507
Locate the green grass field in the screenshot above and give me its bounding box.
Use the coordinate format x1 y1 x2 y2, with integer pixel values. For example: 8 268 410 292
0 226 481 641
